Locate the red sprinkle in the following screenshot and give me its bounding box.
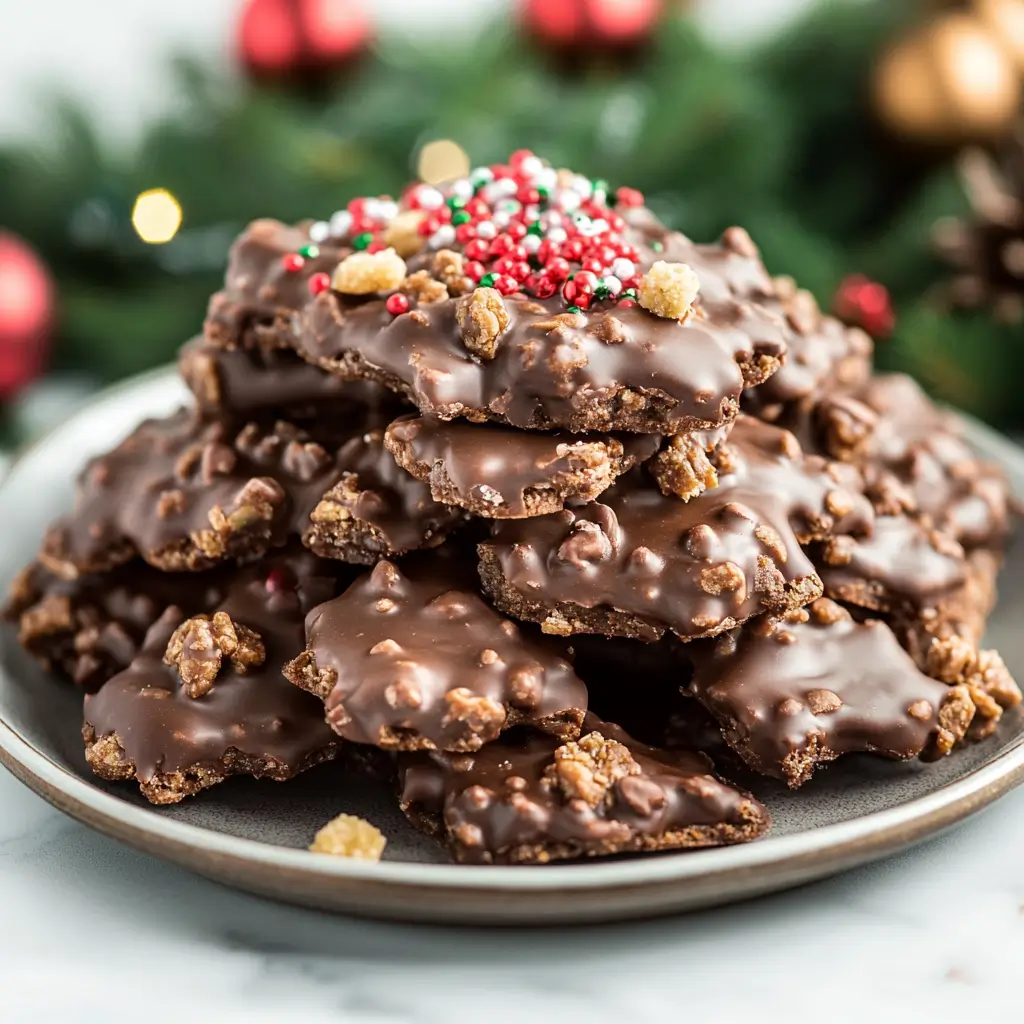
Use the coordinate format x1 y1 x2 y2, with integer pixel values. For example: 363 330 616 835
454 223 477 244
366 241 387 254
465 239 490 261
546 257 571 282
464 260 486 281
281 253 305 273
617 298 637 308
386 293 410 315
308 272 331 296
528 273 556 299
265 568 294 593
506 222 527 241
494 275 520 295
616 187 644 208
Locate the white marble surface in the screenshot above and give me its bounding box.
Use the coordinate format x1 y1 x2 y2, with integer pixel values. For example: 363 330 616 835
3 763 1024 1023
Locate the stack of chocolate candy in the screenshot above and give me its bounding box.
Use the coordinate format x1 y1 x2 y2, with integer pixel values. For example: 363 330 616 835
6 152 1019 865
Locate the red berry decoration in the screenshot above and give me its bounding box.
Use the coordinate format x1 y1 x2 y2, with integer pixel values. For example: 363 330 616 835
0 232 53 400
308 271 331 296
386 293 410 316
520 0 663 49
834 274 896 338
238 0 371 81
281 253 305 273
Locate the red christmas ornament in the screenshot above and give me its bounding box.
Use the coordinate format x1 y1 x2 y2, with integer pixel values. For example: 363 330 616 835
0 232 53 401
520 0 664 48
833 274 896 338
238 0 371 80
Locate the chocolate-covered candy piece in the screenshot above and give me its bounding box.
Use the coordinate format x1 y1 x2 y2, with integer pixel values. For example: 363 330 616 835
83 551 346 804
304 428 465 563
804 374 1010 550
750 279 873 412
398 714 769 864
3 560 232 691
383 414 661 518
479 416 874 642
285 556 587 752
179 335 405 427
688 599 978 787
300 284 786 434
204 219 346 348
813 515 966 616
41 410 462 575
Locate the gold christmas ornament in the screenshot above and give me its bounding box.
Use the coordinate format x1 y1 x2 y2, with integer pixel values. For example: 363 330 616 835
874 11 1021 143
975 0 1024 70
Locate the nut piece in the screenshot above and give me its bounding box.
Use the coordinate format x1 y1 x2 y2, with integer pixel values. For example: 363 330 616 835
331 248 408 295
457 287 510 360
164 611 266 699
638 261 700 320
545 731 640 808
309 813 387 861
650 435 719 501
382 210 426 258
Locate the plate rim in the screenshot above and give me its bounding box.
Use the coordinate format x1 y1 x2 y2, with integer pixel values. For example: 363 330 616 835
2 366 1023 919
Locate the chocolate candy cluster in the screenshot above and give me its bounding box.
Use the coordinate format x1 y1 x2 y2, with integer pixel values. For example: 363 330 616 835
5 152 1018 864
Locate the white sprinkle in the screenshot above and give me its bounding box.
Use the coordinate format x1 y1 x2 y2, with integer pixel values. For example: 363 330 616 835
540 210 564 230
470 166 494 184
520 155 544 178
523 204 540 222
534 167 558 191
309 221 331 243
547 227 568 244
363 198 383 220
497 198 522 215
590 218 609 235
612 258 636 280
450 179 474 200
428 225 456 249
416 186 444 210
377 200 399 221
329 210 353 237
602 275 623 297
492 210 512 228
555 189 581 213
495 177 519 197
572 175 593 198
475 221 497 239
522 233 542 254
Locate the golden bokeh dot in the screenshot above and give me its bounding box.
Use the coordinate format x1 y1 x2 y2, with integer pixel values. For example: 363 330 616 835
417 139 470 185
132 188 183 244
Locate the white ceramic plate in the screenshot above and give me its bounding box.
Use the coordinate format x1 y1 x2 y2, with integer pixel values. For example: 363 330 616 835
1 367 1023 925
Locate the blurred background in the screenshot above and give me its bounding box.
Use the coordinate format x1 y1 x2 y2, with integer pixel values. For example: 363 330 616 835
1 0 1023 443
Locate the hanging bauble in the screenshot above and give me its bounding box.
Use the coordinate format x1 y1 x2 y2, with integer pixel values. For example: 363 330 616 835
873 11 1020 144
238 0 371 81
0 232 54 401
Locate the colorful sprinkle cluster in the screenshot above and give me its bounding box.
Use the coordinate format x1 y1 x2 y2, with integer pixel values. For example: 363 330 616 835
289 150 654 313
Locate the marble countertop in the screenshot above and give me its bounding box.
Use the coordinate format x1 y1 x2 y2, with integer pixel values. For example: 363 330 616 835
3 763 1023 1023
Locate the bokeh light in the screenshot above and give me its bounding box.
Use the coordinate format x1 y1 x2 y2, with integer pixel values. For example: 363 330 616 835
131 188 183 244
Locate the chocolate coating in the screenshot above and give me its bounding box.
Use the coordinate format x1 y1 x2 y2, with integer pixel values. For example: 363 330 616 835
3 560 232 691
83 551 346 804
179 335 405 427
285 555 587 752
41 410 462 574
209 210 791 434
383 414 661 518
300 287 786 434
478 416 874 642
398 714 769 864
688 599 976 787
814 515 966 615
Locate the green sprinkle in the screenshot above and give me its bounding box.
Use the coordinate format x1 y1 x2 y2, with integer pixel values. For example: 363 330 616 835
536 186 550 202
567 305 582 314
527 220 543 236
452 210 472 225
298 244 320 259
479 272 497 287
593 178 609 194
622 287 638 301
651 240 664 252
595 283 611 300
447 195 466 211
352 232 373 251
